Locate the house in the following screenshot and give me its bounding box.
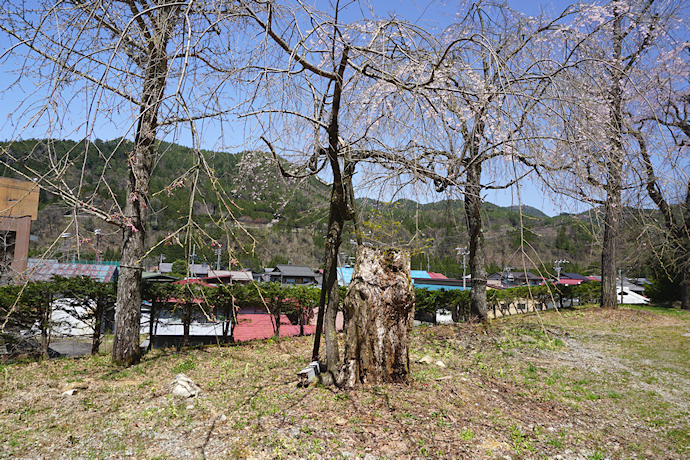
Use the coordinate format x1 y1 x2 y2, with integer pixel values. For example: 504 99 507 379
143 271 178 283
512 271 546 286
158 262 173 274
616 284 649 304
487 270 544 287
487 272 504 287
269 264 318 285
202 269 253 285
619 277 646 294
554 272 589 285
189 263 209 277
0 177 40 279
553 273 591 286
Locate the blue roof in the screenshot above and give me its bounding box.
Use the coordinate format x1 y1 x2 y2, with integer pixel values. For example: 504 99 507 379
337 266 441 288
337 267 354 286
413 282 468 291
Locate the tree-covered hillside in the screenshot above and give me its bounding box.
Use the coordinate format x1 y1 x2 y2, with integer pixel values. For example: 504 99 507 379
0 139 650 277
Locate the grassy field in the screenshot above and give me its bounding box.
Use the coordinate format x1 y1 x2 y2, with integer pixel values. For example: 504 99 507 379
1 305 688 459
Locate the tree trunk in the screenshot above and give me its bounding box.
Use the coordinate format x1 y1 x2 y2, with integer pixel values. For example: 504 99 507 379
41 292 51 360
112 4 173 366
147 301 156 352
324 210 344 368
223 301 234 342
601 5 625 310
273 298 281 338
464 161 488 320
113 220 145 365
182 302 191 348
299 305 305 336
91 298 104 355
340 247 414 387
681 254 690 310
311 48 351 366
600 192 620 308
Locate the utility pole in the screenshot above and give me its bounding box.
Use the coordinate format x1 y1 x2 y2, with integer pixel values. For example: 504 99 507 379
61 232 71 263
554 259 569 281
456 247 469 290
190 244 197 277
215 247 222 270
503 266 512 287
94 229 102 264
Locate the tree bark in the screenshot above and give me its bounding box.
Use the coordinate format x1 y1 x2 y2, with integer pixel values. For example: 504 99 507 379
147 300 156 352
273 298 282 338
41 296 50 360
340 247 414 387
600 4 625 309
91 298 104 355
182 302 191 349
464 160 488 320
311 47 351 367
681 246 690 310
112 3 174 366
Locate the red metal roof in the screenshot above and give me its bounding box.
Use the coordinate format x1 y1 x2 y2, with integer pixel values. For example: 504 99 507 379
233 314 317 342
426 272 449 279
173 278 213 286
554 279 583 285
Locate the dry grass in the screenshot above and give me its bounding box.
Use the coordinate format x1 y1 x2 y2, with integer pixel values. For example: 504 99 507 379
1 305 688 459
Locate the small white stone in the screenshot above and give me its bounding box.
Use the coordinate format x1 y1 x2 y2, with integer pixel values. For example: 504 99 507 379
171 373 200 399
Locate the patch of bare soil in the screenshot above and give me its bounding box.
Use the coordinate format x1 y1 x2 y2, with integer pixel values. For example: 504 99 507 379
0 306 688 459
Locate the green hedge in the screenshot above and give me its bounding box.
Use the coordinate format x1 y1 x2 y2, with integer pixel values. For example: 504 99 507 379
413 282 600 322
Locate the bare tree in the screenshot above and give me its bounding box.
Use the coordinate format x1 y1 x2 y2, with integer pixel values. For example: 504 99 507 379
365 1 574 320
631 19 690 308
0 0 244 365
547 0 678 308
235 0 451 383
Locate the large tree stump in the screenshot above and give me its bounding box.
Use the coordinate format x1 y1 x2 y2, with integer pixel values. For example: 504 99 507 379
340 247 415 387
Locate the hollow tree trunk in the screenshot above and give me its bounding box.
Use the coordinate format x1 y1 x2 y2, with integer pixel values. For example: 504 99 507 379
464 161 488 320
340 248 415 388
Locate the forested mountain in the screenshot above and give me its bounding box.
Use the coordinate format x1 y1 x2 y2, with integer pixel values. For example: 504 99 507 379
0 139 650 277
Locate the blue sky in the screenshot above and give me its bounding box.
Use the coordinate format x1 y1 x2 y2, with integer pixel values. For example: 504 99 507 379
0 0 581 216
